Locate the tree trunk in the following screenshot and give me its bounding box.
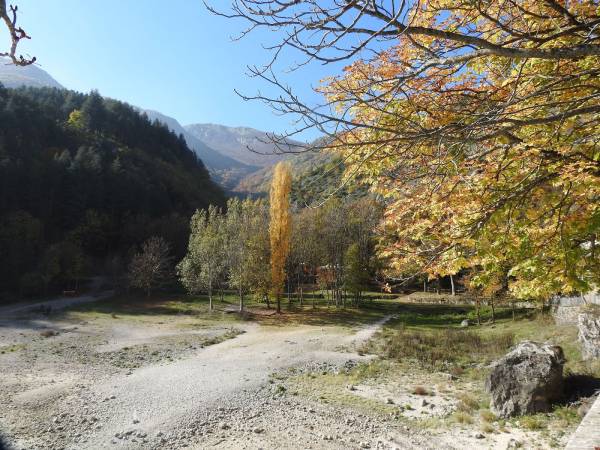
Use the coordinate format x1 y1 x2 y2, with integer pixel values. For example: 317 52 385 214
476 298 481 325
511 299 516 321
277 293 281 314
424 280 427 293
297 272 302 307
239 286 244 312
265 293 271 309
450 274 455 296
490 297 496 323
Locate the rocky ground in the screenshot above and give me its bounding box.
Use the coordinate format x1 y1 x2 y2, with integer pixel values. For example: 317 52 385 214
0 298 582 449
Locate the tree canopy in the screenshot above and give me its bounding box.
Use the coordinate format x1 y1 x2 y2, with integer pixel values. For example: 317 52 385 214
219 0 600 300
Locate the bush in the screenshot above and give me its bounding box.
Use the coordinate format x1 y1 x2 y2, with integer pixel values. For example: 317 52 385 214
413 386 429 395
376 324 514 370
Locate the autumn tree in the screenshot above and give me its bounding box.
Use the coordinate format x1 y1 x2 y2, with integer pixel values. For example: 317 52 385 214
0 0 35 65
129 236 173 297
270 162 292 313
216 1 600 301
178 206 226 310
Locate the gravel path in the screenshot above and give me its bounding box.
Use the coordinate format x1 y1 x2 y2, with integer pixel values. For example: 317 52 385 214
85 322 387 449
1 312 401 450
0 278 113 318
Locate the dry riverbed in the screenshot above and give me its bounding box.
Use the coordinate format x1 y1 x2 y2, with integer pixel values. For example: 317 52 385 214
0 297 589 449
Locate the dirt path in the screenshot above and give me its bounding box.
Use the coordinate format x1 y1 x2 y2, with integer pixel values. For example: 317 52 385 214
1 312 399 450
0 277 113 318
83 321 390 449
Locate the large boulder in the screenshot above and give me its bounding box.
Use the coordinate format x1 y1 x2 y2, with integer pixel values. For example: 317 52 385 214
485 341 565 418
578 311 600 360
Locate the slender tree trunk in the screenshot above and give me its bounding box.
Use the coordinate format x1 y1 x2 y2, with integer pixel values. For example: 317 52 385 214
476 298 481 325
297 272 302 307
491 297 495 323
239 286 244 312
450 274 455 296
277 293 281 314
424 280 427 293
208 277 213 311
265 293 271 309
512 299 516 321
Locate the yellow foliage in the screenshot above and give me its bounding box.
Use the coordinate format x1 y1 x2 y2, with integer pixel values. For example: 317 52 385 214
269 162 292 306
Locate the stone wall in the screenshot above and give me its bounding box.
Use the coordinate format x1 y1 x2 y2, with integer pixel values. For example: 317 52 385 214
565 394 600 450
551 292 600 325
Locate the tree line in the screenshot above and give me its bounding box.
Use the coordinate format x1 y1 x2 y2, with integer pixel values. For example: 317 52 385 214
133 163 383 310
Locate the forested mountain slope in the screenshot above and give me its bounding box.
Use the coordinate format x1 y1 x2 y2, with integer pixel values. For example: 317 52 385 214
0 86 225 299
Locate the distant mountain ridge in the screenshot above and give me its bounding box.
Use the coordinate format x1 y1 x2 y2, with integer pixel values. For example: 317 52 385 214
0 59 329 193
184 123 303 168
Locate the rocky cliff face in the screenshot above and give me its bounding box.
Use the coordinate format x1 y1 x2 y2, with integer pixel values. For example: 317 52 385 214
184 123 303 168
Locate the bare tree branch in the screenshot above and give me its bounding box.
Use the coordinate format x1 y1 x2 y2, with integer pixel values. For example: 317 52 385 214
0 0 35 66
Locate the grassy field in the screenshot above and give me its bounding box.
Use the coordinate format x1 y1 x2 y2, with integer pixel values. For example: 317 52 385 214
280 300 600 447
60 290 399 328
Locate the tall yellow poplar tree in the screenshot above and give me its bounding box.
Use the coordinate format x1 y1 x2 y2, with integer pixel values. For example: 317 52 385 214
269 162 292 313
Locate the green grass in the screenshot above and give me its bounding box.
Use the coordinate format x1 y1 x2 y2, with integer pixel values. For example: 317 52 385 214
0 343 25 354
61 291 398 330
282 301 595 443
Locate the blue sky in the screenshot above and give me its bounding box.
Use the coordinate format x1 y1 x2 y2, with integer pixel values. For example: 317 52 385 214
1 0 342 140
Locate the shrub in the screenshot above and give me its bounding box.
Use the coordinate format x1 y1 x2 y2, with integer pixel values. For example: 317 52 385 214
413 386 429 396
452 411 474 424
377 324 514 370
480 410 496 422
457 393 480 412
480 422 495 433
521 415 546 430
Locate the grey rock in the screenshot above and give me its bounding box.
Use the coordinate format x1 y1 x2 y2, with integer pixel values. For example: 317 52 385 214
578 312 600 359
507 438 522 449
460 319 470 327
485 341 564 418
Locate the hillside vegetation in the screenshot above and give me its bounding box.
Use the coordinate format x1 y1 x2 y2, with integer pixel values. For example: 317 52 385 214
0 86 225 300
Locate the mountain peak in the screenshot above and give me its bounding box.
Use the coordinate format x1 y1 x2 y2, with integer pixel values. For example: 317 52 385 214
0 58 63 89
184 123 302 168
